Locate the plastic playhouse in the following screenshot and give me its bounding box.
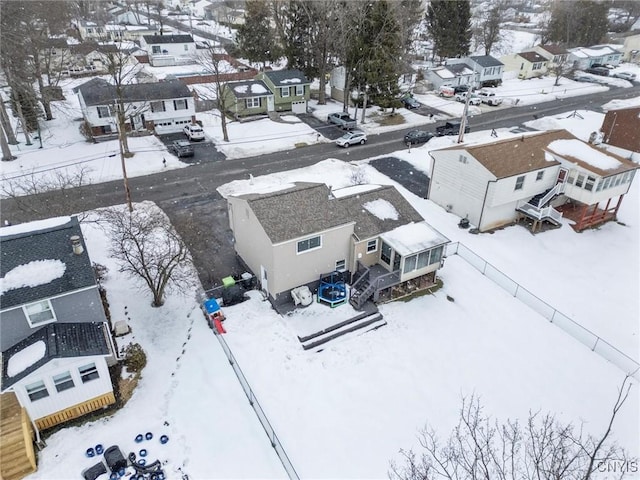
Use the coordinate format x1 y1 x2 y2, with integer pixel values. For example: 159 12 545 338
317 271 347 308
203 298 226 334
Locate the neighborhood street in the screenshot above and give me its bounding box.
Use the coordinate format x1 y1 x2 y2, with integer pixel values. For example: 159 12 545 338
2 84 640 290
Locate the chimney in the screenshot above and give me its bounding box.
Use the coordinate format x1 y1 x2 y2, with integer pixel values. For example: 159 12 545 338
70 235 84 255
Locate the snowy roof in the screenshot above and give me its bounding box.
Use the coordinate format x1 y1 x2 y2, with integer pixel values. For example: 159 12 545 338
143 34 194 44
468 55 504 67
380 222 450 257
0 216 97 310
430 67 455 79
227 80 271 98
546 139 639 176
431 130 574 179
448 64 474 76
569 45 622 58
537 44 568 56
1 323 111 390
77 79 192 106
232 183 428 244
261 69 310 87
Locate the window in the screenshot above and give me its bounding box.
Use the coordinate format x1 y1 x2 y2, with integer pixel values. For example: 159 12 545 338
567 171 575 184
183 44 188 51
403 255 417 274
24 300 55 326
245 97 260 108
417 250 430 269
575 174 584 188
596 179 603 192
297 236 321 253
515 175 525 190
295 85 304 96
603 177 611 189
614 175 622 186
458 154 468 164
79 363 99 383
536 171 544 181
53 371 75 393
152 45 161 54
173 99 188 110
381 242 392 265
430 246 443 265
26 381 49 401
97 106 110 118
366 239 378 253
150 100 165 113
585 176 595 191
280 87 290 98
335 259 346 272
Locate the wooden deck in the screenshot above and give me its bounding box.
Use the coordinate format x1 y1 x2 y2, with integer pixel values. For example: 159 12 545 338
0 393 37 480
35 391 116 431
556 201 618 232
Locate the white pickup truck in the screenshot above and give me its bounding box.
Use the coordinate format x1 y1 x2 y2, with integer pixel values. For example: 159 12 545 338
477 89 503 106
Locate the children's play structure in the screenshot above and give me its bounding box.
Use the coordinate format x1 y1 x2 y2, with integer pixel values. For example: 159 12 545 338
203 298 226 334
317 271 348 308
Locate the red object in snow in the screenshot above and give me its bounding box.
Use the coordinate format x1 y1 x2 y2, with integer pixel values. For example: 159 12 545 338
214 318 226 334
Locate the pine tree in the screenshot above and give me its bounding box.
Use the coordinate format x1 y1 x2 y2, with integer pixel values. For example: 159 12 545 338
236 0 281 68
425 0 472 60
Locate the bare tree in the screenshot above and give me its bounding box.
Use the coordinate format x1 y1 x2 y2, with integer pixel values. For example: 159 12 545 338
194 46 233 142
473 2 504 56
101 204 194 307
0 121 15 161
390 377 636 480
0 98 18 146
0 166 92 219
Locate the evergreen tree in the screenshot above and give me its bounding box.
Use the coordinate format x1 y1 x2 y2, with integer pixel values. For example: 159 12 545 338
425 0 471 59
236 0 281 68
547 0 609 48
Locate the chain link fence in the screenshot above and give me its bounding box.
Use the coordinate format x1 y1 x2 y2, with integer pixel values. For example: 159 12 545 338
445 242 639 380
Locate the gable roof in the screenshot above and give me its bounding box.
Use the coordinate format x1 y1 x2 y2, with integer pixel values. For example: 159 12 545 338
1 323 110 390
143 34 194 44
519 51 547 63
261 69 310 87
447 63 474 75
537 44 567 56
0 217 97 310
234 183 428 244
569 45 622 58
601 106 640 154
336 185 425 241
77 79 192 106
237 183 351 243
226 79 271 98
69 42 118 56
469 55 504 67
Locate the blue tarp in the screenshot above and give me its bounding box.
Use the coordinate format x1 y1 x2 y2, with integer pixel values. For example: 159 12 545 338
203 298 221 314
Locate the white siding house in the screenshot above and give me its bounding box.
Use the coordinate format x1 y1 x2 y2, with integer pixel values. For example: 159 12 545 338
429 130 639 232
76 78 196 136
568 45 623 69
140 34 196 66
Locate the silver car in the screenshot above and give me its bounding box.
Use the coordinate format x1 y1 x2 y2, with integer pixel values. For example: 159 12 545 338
336 130 367 148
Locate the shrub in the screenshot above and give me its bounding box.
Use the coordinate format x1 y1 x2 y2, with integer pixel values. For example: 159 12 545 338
122 343 147 374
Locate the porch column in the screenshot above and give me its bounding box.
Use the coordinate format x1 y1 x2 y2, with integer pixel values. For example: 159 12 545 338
613 194 624 217
602 197 612 220
578 204 589 230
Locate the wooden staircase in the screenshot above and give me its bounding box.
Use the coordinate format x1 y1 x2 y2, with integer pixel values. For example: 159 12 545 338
0 393 37 480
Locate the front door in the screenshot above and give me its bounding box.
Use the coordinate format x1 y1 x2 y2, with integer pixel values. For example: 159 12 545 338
267 95 275 112
557 168 568 184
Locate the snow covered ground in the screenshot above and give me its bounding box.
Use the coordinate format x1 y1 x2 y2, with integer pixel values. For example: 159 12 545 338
16 106 640 479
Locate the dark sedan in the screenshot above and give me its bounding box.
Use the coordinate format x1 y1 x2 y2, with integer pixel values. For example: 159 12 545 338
404 130 434 145
401 96 421 109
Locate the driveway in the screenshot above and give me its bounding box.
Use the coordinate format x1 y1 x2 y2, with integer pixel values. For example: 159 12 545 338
369 156 430 198
158 132 226 164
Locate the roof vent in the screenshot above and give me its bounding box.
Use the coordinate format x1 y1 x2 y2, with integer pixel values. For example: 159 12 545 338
70 235 84 255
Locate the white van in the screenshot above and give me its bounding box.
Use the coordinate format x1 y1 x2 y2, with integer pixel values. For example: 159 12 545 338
438 85 455 97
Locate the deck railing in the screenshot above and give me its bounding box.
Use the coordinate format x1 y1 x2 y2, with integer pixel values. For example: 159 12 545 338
444 242 639 380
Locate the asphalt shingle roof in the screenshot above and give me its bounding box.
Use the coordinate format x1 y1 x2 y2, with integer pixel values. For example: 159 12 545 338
77 79 191 106
143 34 194 44
227 80 271 98
0 217 97 310
238 183 426 243
519 51 547 63
262 69 310 87
538 44 568 56
469 55 504 67
1 322 110 390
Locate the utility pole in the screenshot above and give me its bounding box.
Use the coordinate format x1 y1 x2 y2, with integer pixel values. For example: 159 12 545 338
457 91 471 144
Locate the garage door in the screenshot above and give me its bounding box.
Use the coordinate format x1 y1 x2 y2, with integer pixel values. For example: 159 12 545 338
291 101 307 114
154 118 190 134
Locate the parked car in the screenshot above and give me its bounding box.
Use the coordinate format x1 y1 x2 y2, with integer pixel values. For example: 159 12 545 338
435 120 470 137
612 71 636 81
404 130 434 145
454 92 481 105
336 130 367 147
328 112 357 130
183 124 205 141
477 89 503 106
574 72 607 84
453 85 470 94
584 66 609 76
169 140 195 158
401 96 421 109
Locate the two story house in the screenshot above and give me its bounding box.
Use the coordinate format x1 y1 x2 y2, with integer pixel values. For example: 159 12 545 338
140 34 196 67
76 78 196 136
0 216 117 440
428 130 638 233
226 182 449 309
223 69 311 118
447 55 504 87
568 45 623 69
500 51 548 79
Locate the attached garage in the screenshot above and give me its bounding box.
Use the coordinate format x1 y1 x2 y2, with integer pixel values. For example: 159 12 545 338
291 100 307 114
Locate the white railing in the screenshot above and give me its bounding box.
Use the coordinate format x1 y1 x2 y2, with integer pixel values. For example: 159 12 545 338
537 182 565 207
518 203 562 222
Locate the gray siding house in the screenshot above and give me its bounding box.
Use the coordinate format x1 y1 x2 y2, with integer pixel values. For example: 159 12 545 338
226 182 449 309
0 216 116 432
